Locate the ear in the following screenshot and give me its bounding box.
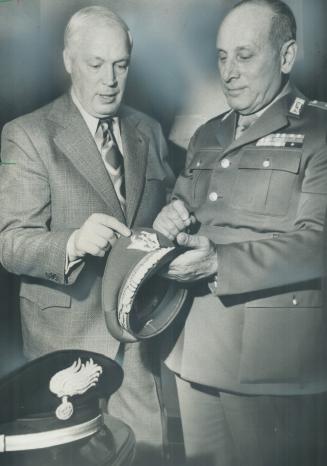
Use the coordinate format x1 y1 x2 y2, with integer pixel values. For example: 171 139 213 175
63 49 72 75
280 40 297 74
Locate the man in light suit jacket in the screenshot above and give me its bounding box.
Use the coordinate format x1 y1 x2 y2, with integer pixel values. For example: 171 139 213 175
154 1 327 465
0 6 174 465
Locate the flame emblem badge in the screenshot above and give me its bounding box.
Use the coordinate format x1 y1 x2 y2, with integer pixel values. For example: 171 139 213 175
127 231 160 252
49 358 103 420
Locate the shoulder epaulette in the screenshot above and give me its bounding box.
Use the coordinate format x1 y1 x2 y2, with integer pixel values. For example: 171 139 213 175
307 100 327 111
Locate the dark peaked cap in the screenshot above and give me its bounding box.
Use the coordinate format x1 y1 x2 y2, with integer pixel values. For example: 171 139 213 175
102 227 188 342
0 350 123 452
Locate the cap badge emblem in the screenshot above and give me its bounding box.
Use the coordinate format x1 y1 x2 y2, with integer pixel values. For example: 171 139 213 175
127 230 161 252
49 358 103 420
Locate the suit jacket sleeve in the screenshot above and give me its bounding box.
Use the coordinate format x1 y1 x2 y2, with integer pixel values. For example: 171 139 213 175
0 121 84 285
171 127 201 209
153 120 176 196
173 128 327 296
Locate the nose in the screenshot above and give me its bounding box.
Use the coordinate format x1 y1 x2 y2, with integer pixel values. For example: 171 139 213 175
101 64 117 87
220 57 240 82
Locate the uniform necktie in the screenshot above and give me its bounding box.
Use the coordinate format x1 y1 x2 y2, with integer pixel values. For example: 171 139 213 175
235 113 259 139
97 119 126 213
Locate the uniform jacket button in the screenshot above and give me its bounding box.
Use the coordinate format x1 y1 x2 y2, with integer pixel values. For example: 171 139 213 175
220 158 230 168
209 192 218 202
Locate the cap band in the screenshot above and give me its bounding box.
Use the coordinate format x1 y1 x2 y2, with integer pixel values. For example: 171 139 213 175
0 414 103 452
118 246 174 330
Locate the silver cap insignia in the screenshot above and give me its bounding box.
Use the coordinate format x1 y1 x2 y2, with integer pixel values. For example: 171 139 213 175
127 231 161 252
49 358 103 420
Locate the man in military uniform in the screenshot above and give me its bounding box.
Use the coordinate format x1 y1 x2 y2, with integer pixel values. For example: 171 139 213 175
154 1 327 465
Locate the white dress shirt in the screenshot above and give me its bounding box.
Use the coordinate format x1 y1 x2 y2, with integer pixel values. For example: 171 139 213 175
65 90 125 272
71 89 124 153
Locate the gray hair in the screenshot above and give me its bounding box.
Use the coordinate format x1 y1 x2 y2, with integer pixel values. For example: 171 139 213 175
64 5 133 52
232 0 297 51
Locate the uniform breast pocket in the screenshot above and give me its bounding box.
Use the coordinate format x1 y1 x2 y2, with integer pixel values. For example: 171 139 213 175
231 149 301 216
189 150 222 206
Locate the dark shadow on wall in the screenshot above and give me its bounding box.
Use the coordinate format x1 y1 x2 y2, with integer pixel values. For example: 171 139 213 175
291 0 327 100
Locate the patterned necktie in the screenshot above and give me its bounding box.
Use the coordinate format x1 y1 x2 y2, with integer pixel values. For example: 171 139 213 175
235 113 259 140
97 119 126 213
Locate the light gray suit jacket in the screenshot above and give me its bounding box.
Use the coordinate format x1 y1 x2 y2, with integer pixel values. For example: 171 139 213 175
0 93 174 359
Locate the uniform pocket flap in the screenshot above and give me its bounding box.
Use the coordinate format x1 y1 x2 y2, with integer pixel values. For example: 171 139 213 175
239 305 324 384
20 282 72 310
246 290 322 309
188 149 224 171
239 149 301 173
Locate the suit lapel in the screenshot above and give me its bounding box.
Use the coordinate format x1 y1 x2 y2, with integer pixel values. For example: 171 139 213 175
221 92 295 156
120 114 148 227
50 95 125 224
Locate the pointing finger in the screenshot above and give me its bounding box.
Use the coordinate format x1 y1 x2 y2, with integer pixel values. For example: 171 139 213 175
95 214 131 237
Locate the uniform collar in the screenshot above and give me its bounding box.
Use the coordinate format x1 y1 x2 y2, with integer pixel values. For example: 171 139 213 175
216 83 301 155
239 80 292 121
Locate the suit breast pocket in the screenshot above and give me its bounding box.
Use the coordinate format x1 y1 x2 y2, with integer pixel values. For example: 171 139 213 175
231 149 301 216
20 282 72 310
239 290 323 384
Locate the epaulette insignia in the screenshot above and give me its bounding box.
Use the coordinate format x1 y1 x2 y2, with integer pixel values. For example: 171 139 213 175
308 100 327 110
288 97 306 118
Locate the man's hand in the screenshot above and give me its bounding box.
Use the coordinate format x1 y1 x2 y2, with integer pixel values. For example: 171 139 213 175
70 213 131 259
164 232 218 282
153 200 195 240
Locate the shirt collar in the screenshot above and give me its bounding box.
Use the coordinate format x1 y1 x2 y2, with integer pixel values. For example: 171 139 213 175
71 89 120 138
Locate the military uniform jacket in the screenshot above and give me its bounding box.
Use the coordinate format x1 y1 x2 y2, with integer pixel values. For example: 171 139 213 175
165 87 327 395
0 93 174 360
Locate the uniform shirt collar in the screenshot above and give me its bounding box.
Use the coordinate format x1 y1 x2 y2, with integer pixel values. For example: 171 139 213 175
250 80 292 119
223 81 292 124
234 81 292 139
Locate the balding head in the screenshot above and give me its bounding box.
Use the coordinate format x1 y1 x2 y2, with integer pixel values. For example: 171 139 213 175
217 0 297 114
231 0 296 52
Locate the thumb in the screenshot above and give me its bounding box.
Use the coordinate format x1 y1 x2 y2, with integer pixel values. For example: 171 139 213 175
176 233 208 249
